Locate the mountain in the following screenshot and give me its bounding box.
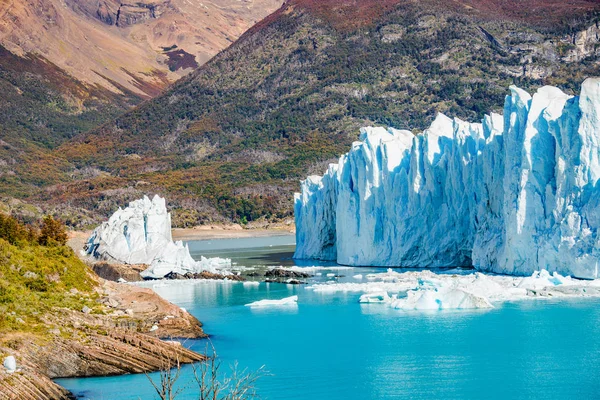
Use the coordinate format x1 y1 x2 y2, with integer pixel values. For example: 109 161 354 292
0 0 283 97
19 0 600 226
0 0 281 210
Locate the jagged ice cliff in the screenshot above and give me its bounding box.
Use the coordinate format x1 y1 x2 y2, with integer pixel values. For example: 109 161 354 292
294 78 600 279
85 195 230 278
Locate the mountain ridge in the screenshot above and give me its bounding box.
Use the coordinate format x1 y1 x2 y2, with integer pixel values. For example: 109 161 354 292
10 0 600 227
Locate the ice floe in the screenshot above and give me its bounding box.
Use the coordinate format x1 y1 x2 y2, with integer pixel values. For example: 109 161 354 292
245 295 298 307
308 268 600 311
359 291 392 303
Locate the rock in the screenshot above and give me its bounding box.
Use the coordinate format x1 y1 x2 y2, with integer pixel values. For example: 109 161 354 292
294 79 600 279
102 298 119 308
265 268 311 278
149 324 159 332
92 261 144 282
3 356 16 372
164 271 186 280
81 306 91 314
23 271 39 279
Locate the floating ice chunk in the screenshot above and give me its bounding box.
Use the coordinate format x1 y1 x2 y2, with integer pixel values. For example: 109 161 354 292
309 269 600 307
85 195 172 264
392 288 493 310
326 273 336 278
245 295 298 307
518 270 563 290
243 281 260 287
353 274 363 280
359 292 391 303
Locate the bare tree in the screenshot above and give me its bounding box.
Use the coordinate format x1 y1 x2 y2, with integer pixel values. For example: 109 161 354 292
145 352 184 400
147 342 266 400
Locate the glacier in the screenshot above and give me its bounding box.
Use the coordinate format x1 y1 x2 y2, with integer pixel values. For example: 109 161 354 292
294 78 600 279
85 195 231 279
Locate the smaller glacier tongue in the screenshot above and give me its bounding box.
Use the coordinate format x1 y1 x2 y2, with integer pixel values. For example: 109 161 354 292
85 195 230 278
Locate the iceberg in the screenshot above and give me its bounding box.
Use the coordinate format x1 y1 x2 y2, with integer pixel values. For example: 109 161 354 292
294 78 600 279
85 195 231 278
245 295 298 307
390 288 493 310
359 291 392 303
308 268 600 311
3 356 16 373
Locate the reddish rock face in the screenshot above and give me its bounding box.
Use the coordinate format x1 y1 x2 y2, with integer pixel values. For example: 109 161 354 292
0 0 283 96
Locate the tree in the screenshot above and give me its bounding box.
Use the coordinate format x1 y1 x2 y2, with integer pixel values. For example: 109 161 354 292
38 215 68 246
147 343 266 400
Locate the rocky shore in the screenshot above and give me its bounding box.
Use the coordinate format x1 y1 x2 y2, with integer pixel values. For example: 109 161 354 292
0 279 207 399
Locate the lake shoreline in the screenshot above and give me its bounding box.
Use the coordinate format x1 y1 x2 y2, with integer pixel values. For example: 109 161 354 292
68 224 296 252
172 225 295 241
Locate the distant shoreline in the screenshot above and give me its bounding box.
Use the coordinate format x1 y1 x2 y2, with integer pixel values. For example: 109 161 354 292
172 224 295 241
68 224 296 252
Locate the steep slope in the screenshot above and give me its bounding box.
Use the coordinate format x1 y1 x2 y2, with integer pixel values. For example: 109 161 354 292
0 214 205 398
0 0 283 97
0 44 141 202
0 0 281 210
45 0 600 225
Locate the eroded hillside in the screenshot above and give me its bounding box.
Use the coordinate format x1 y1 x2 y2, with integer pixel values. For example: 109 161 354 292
0 0 283 96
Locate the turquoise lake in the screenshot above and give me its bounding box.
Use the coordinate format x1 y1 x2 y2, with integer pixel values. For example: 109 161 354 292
56 235 600 399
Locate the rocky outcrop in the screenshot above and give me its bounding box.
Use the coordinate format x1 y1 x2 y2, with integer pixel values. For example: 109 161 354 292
116 2 168 27
0 279 206 399
26 329 204 379
265 268 311 279
91 261 145 282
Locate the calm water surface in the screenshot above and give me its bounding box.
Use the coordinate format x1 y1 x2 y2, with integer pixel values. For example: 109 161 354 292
56 235 600 399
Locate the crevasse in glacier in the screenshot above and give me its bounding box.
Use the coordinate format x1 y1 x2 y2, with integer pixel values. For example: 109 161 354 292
85 195 230 278
294 78 600 279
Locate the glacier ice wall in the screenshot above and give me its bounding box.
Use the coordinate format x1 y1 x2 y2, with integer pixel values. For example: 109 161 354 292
85 195 230 278
294 78 600 279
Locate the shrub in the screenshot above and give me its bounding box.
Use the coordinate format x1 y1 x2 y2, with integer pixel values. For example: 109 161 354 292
38 215 68 246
